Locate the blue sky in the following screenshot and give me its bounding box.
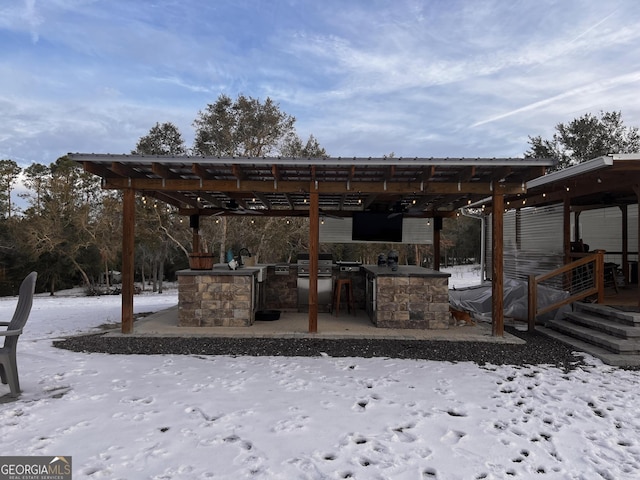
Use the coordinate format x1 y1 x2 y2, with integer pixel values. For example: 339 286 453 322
1 0 640 168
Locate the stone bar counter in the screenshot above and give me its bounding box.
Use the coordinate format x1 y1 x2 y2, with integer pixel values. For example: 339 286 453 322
362 265 451 329
177 267 261 327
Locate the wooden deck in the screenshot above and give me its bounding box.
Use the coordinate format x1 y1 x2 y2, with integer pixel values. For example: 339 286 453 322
602 283 639 310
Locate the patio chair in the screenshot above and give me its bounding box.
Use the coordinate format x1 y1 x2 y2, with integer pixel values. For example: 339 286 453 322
0 272 37 396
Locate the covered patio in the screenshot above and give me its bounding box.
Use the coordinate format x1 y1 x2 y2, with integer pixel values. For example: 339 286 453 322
476 154 640 311
69 154 555 336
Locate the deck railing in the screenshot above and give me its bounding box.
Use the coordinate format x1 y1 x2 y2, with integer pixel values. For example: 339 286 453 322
527 250 605 331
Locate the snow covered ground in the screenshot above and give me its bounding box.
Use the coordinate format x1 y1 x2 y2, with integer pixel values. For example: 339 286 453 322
1 267 639 479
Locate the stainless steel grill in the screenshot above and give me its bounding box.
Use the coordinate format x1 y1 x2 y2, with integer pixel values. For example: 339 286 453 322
297 253 333 311
336 261 362 273
297 254 333 277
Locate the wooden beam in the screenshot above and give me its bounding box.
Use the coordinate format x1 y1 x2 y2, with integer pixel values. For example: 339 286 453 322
152 163 181 179
192 163 213 179
348 165 356 182
635 185 640 309
433 218 441 270
308 189 319 333
111 162 142 178
574 211 581 245
458 166 476 182
491 191 504 336
103 177 527 195
145 191 199 208
252 192 272 209
83 161 114 178
232 164 246 180
492 166 512 182
121 189 135 334
523 174 640 208
563 195 571 265
621 205 629 284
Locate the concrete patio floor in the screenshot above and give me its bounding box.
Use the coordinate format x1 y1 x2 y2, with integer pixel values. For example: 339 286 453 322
111 306 526 344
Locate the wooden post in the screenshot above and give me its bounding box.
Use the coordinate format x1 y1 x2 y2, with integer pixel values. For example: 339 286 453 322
190 214 200 253
121 189 135 334
595 249 605 304
527 274 537 331
635 185 640 309
563 196 571 265
621 205 629 284
433 217 441 270
491 191 504 336
563 195 572 291
308 190 319 333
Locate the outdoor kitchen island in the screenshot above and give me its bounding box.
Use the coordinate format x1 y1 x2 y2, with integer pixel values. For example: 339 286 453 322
176 265 268 327
363 265 451 329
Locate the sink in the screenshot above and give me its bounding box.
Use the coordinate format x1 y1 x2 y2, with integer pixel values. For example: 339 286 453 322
211 263 267 282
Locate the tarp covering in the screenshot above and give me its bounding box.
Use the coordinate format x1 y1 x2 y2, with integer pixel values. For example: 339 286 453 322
449 278 570 323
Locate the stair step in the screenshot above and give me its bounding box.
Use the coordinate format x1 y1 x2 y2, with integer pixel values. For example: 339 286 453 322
565 311 640 339
537 326 640 367
574 302 640 326
546 319 640 354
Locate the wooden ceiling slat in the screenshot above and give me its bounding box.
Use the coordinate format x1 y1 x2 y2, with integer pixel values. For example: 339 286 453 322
192 163 212 179
110 162 142 178
142 191 191 209
83 161 114 178
152 163 182 179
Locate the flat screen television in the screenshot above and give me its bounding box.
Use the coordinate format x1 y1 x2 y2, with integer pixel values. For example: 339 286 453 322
352 212 403 242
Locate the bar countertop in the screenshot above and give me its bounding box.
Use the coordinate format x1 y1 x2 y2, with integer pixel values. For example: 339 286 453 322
361 265 451 278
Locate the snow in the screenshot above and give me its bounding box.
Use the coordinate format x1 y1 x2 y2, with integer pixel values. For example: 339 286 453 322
440 264 483 290
1 268 640 479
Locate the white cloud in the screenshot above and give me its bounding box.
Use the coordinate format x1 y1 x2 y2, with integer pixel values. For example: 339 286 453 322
1 0 640 163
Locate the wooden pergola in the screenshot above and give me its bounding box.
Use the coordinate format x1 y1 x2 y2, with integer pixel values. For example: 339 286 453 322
68 154 555 335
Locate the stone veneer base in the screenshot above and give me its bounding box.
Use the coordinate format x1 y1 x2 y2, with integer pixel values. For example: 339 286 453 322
178 271 254 327
373 273 450 329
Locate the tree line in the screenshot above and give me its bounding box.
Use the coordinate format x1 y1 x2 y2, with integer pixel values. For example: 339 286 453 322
0 99 637 295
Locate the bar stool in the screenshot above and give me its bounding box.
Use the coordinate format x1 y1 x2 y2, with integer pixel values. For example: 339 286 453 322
333 278 355 316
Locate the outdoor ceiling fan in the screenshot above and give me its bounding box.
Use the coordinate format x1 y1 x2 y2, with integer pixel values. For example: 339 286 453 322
212 199 263 216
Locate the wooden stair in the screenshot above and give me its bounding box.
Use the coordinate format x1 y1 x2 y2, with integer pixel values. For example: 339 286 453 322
539 302 640 367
